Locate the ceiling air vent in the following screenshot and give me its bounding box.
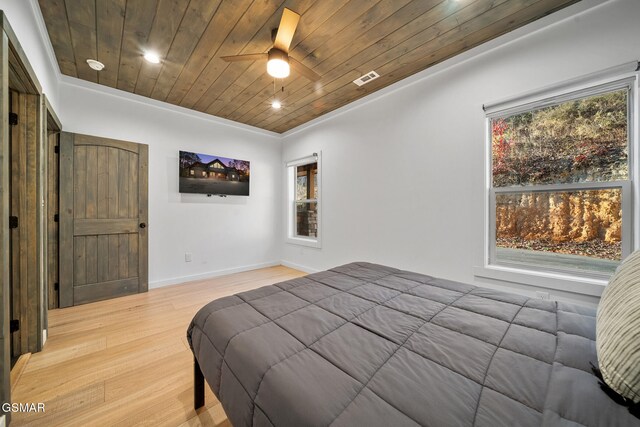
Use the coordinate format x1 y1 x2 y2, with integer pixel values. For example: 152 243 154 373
353 71 380 86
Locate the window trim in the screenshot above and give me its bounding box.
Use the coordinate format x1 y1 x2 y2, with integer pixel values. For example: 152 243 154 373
286 152 321 248
481 71 638 284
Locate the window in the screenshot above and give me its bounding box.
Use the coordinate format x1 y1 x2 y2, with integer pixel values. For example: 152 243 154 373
287 153 321 247
486 79 635 279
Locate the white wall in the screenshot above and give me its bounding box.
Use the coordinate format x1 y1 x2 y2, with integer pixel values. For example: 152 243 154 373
2 0 283 288
281 0 640 305
58 79 283 287
0 0 60 110
7 0 639 304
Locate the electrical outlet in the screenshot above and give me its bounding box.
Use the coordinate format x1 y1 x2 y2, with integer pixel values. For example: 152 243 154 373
185 252 192 262
535 291 550 300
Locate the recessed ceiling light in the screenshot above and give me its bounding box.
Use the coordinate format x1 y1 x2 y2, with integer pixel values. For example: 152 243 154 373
143 52 161 64
271 100 282 109
86 59 105 71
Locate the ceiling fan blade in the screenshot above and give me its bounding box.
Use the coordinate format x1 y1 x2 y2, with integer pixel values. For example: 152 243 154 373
290 57 321 82
221 53 268 62
273 8 300 53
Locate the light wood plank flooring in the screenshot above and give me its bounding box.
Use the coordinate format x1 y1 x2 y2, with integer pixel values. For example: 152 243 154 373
11 266 306 426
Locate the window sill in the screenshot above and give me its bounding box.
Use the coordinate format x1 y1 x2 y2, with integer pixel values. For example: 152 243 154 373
286 236 321 249
473 264 608 297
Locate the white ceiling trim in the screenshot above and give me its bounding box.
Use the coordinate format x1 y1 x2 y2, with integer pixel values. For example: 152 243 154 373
59 75 282 139
27 0 612 139
28 0 62 81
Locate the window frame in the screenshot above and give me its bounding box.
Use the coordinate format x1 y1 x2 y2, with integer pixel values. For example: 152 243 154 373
484 76 637 282
286 152 321 248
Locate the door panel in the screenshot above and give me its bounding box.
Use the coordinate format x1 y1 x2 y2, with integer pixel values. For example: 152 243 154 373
9 90 41 357
59 132 148 307
47 131 59 309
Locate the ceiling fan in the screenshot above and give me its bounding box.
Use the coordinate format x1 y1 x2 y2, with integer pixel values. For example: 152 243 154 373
221 8 320 82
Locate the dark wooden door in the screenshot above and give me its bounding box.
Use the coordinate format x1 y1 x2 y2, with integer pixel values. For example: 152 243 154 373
59 132 148 307
8 90 41 359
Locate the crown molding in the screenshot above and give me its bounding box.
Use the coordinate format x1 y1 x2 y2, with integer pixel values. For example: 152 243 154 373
27 0 614 140
59 75 282 139
28 0 61 81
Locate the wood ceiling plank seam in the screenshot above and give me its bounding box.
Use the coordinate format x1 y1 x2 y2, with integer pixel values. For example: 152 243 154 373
163 0 254 106
201 0 321 116
271 0 577 132
38 0 79 77
94 0 98 71
382 0 582 79
371 0 546 75
239 0 451 127
65 0 98 83
211 0 382 119
170 0 268 107
248 0 466 128
252 3 473 129
253 0 494 130
133 0 192 97
180 0 288 111
113 0 128 90
246 0 565 131
221 0 378 121
148 0 223 101
116 0 159 92
203 61 277 117
200 0 322 116
290 0 391 67
268 0 574 132
96 0 126 88
257 0 507 130
38 0 582 132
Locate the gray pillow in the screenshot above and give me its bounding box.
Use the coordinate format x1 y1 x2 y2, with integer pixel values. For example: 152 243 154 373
596 250 640 403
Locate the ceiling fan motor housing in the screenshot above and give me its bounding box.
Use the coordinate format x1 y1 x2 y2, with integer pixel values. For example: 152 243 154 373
268 48 288 64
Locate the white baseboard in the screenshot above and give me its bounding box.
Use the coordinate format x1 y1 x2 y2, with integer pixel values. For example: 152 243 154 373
149 261 281 289
280 260 320 274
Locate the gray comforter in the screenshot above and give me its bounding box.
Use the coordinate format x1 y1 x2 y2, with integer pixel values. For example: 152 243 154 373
187 262 640 426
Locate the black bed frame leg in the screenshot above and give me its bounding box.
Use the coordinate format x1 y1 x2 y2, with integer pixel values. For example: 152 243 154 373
194 356 205 410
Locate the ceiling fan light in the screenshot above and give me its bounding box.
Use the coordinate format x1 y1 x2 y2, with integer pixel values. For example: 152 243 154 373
143 51 161 64
267 49 290 78
267 58 290 78
272 100 282 109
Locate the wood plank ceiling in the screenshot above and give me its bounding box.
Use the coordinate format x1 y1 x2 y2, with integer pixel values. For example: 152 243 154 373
39 0 579 134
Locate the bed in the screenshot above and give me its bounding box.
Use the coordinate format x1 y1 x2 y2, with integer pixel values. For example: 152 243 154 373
187 262 640 426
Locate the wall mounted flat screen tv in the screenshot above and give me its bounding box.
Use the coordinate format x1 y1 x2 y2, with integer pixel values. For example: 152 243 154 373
179 150 250 196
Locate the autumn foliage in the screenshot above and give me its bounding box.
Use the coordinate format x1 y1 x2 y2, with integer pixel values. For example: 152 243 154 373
492 90 628 260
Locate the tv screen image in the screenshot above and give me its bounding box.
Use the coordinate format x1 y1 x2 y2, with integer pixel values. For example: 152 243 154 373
179 150 250 196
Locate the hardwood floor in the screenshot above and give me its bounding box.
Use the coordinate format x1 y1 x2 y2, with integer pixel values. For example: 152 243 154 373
11 266 306 426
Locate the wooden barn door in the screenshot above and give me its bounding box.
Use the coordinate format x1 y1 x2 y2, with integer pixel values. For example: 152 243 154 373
59 132 148 307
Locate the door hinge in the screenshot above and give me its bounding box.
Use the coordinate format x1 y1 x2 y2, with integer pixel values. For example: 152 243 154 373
9 216 18 229
54 283 59 291
54 213 59 222
9 112 18 126
54 145 59 154
10 319 19 333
